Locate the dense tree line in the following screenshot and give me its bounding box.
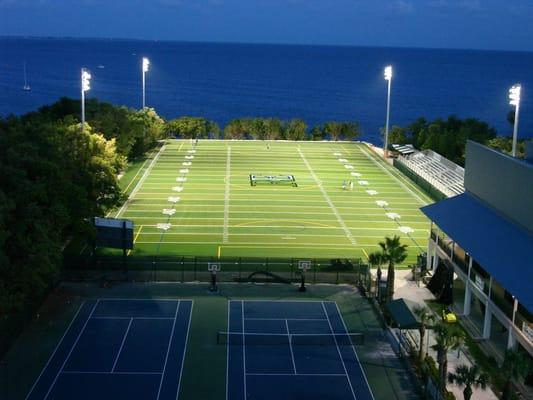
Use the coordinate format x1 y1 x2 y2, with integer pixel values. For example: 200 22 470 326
388 115 527 166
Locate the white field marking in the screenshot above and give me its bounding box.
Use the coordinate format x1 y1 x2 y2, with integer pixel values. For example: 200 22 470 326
176 301 194 400
156 223 172 231
223 146 231 243
135 242 387 249
366 190 378 195
162 209 176 216
172 186 184 192
285 319 297 374
182 162 192 166
333 152 342 156
115 144 167 218
358 146 429 205
298 148 356 246
43 300 100 400
244 318 327 321
399 226 414 234
338 158 348 163
332 302 375 400
187 149 196 154
156 301 180 400
386 212 401 220
111 318 133 372
376 200 389 207
176 177 187 182
24 302 86 400
358 180 369 186
321 302 357 400
350 172 362 177
185 155 194 159
344 165 354 170
167 196 180 203
179 169 189 174
120 147 159 197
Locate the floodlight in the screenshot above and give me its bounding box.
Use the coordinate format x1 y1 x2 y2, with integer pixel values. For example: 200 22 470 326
384 65 392 81
143 57 150 73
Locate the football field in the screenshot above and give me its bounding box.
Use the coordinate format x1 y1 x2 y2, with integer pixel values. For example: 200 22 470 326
113 140 432 265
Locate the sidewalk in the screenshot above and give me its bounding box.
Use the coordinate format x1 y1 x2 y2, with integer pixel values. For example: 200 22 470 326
380 269 499 400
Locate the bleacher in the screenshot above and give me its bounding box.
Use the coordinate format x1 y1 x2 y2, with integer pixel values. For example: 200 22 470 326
395 148 465 198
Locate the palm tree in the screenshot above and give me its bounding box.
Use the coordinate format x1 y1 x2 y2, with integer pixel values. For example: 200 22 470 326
413 305 436 363
367 251 385 299
448 364 489 400
378 235 408 302
432 323 465 393
500 350 531 400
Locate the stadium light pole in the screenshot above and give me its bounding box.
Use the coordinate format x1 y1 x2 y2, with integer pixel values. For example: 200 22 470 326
509 84 521 157
384 65 393 157
142 57 150 109
81 68 91 131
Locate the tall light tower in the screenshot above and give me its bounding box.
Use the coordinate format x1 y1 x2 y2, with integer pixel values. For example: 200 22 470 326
384 65 393 156
142 57 150 109
509 84 521 157
81 68 91 131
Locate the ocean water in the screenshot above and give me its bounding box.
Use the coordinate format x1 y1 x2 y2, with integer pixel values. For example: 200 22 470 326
1 37 532 144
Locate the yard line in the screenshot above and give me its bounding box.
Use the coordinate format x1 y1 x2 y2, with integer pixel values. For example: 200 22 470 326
299 147 356 245
111 318 133 372
223 146 231 243
115 142 169 218
286 320 297 374
357 146 429 206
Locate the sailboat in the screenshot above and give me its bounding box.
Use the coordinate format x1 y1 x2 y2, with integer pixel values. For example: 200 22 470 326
22 62 31 91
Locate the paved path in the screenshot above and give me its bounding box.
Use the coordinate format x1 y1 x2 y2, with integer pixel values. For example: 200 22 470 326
375 269 499 400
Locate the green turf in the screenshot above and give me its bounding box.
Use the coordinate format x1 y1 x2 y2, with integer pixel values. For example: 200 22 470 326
110 140 432 266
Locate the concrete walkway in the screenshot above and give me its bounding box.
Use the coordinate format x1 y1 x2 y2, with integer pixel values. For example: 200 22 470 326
380 269 499 400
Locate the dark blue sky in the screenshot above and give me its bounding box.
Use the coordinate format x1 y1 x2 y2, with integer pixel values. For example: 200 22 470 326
1 0 533 51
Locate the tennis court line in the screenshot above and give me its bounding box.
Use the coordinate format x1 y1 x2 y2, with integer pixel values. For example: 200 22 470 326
175 301 194 400
241 301 247 398
111 318 133 372
298 148 356 246
333 302 375 400
156 300 180 400
245 373 347 377
223 146 231 243
244 318 328 321
24 302 86 400
115 142 168 218
60 370 161 375
225 300 230 400
285 320 297 374
321 302 357 400
43 300 100 400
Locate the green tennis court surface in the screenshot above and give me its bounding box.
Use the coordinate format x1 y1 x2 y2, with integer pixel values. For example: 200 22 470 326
109 140 431 265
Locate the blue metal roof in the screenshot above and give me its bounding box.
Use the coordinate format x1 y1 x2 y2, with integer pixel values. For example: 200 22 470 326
421 193 533 312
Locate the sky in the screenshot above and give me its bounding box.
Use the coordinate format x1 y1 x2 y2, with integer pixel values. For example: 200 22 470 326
1 0 533 51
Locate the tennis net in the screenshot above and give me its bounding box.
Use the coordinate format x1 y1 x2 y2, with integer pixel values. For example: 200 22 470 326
217 331 364 346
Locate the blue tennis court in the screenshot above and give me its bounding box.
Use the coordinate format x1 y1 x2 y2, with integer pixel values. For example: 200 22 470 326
26 299 193 400
226 300 374 400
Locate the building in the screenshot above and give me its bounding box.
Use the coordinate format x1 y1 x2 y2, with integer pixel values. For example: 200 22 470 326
420 141 533 371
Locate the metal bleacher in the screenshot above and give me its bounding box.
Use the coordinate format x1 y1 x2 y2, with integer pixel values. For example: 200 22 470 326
395 148 465 198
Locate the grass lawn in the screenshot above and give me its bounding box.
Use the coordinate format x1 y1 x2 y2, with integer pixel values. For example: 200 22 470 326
105 140 432 266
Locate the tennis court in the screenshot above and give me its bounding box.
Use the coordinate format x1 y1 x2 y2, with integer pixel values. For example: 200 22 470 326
25 299 193 400
226 300 374 400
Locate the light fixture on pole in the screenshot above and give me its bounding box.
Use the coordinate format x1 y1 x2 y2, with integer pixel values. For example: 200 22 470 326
509 84 521 157
384 65 393 157
81 68 91 131
142 57 150 109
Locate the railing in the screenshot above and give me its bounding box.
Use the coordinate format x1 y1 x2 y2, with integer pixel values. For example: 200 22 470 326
63 255 371 286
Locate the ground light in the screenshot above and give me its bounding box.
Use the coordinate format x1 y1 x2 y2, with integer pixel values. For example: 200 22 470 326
142 57 150 109
509 84 521 157
81 68 91 131
384 65 393 156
